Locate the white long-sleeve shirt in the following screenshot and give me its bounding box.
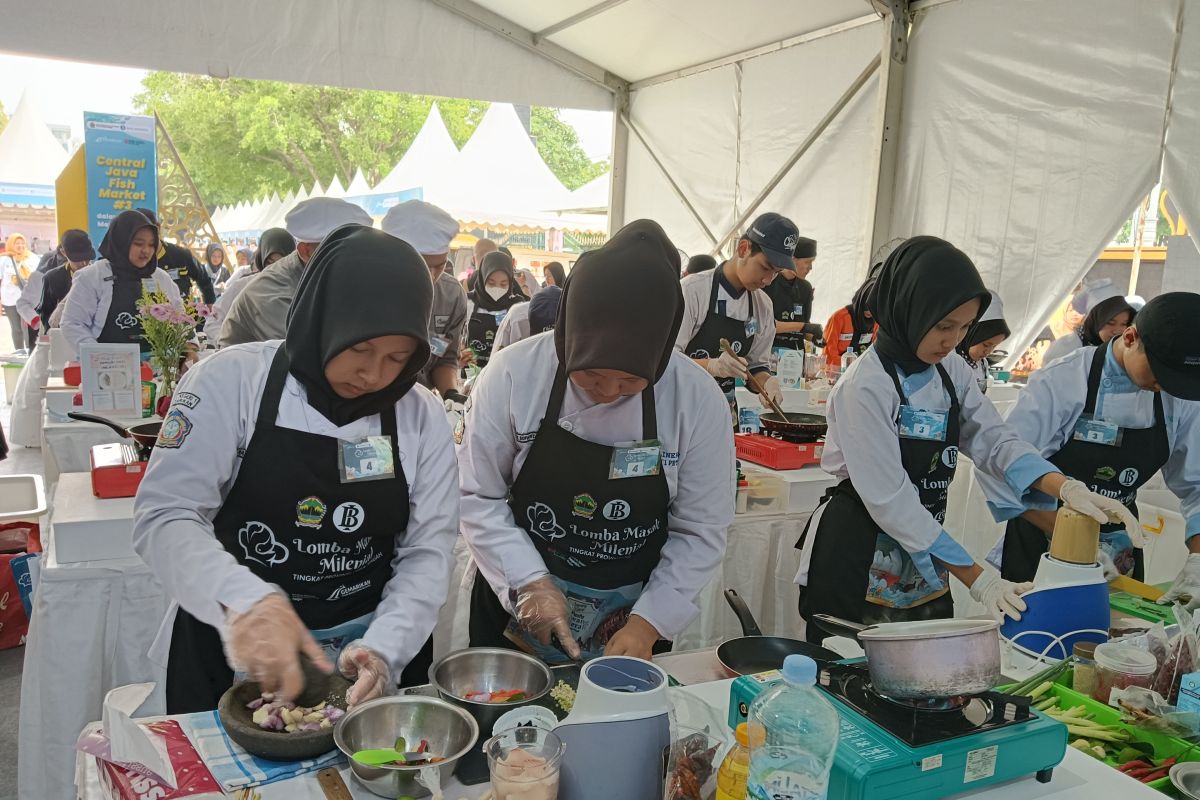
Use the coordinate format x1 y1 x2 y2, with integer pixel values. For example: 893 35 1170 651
975 344 1200 538
59 259 182 360
492 301 531 354
133 341 459 677
206 268 256 344
797 347 1057 584
676 267 776 376
458 332 736 639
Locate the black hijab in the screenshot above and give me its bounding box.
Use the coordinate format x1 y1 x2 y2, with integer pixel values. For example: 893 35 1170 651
98 210 159 280
285 224 432 426
555 219 683 384
544 261 567 288
869 236 989 375
469 250 526 311
254 227 297 272
848 273 877 337
1080 295 1135 346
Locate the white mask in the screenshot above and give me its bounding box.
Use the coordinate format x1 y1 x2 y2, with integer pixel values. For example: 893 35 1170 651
486 285 507 301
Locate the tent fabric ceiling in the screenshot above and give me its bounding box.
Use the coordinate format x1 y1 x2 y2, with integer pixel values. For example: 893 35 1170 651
1163 0 1200 255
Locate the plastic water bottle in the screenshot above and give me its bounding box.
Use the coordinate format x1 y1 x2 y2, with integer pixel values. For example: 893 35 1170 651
777 350 805 389
745 655 840 800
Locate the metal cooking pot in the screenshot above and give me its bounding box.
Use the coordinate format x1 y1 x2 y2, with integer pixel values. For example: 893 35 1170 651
813 615 1001 699
67 412 161 459
757 412 827 440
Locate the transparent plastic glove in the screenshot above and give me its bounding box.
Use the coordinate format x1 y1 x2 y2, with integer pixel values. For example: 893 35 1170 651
222 593 332 701
757 376 784 409
514 576 582 659
969 569 1033 622
705 350 750 380
1159 553 1200 610
1096 549 1120 581
1058 478 1144 545
338 642 393 706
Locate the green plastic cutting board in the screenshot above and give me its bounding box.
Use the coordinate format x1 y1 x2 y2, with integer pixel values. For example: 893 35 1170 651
1110 582 1174 623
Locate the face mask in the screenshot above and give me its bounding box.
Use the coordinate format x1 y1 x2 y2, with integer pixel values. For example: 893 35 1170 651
486 285 507 301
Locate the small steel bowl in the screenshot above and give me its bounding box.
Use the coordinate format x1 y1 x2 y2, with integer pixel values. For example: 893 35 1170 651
334 695 479 798
428 648 554 739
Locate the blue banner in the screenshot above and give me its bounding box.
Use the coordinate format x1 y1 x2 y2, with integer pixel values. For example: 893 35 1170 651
0 181 55 207
344 188 422 216
83 112 157 246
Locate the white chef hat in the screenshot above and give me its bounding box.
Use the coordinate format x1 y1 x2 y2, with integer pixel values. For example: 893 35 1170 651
979 290 1005 322
380 200 460 255
285 197 373 243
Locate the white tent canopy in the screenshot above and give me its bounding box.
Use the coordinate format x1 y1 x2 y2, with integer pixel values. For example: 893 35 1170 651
0 92 68 190
549 172 609 214
8 0 1199 356
344 168 372 196
374 102 461 194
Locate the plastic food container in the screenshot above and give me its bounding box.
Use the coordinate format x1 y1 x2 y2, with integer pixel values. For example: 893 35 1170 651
1093 642 1157 704
1072 640 1098 697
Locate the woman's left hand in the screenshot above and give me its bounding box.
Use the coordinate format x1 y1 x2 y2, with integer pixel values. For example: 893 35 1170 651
338 643 393 706
603 615 661 661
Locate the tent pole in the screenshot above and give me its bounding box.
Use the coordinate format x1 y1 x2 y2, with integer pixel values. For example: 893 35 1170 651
865 0 910 260
620 112 720 247
709 54 882 256
608 86 630 234
534 0 635 43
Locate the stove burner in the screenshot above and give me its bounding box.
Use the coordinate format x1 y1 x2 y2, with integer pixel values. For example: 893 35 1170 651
818 663 1032 748
764 431 823 444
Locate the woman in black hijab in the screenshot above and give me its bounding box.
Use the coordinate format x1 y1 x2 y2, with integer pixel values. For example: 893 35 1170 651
543 261 567 288
253 227 297 273
466 249 527 368
797 236 1123 639
136 224 458 712
60 209 183 358
204 243 231 293
460 220 736 664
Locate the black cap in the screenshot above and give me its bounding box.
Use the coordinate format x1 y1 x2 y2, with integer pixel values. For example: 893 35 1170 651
60 229 95 262
1136 292 1200 400
744 212 800 270
793 237 817 259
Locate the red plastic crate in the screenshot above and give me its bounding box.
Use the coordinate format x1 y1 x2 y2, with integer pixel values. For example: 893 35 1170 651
735 434 823 470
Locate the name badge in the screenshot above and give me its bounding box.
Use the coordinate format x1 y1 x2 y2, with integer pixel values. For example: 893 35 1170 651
430 335 450 357
1072 414 1122 447
493 310 508 324
744 317 759 337
840 333 853 341
898 406 948 442
609 439 662 479
858 333 874 345
338 435 396 483
141 278 157 293
793 304 805 318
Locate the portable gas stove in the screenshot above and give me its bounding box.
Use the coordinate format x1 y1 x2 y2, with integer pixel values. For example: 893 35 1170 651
89 442 147 498
817 662 1067 799
734 433 823 470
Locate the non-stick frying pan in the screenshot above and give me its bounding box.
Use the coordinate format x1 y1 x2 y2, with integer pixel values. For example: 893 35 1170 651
716 588 839 677
757 412 828 440
68 412 162 459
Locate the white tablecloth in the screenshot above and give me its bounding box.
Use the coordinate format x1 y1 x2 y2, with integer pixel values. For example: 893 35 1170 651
39 411 138 489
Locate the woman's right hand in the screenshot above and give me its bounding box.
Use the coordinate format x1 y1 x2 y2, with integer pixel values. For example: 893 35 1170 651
222 593 333 700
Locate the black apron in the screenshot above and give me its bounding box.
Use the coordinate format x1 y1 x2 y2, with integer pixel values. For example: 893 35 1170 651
166 346 424 713
469 367 672 663
764 275 808 350
98 273 152 353
466 304 508 368
800 357 960 643
684 268 757 426
1001 342 1168 583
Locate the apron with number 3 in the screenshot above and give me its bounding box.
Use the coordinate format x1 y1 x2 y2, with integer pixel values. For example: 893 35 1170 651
469 366 671 663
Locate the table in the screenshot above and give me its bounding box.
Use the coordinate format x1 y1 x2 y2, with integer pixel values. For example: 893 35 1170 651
17 479 169 800
74 667 1164 800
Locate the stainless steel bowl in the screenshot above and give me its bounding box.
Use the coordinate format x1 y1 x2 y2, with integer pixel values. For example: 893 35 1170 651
429 648 554 739
334 695 478 798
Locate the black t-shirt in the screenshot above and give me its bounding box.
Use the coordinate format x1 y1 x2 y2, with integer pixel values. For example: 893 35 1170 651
763 275 814 324
158 242 216 304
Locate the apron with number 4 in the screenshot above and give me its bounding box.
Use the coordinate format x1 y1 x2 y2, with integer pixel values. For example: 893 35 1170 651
469 367 671 663
165 346 408 712
799 356 959 639
1000 342 1168 582
684 269 757 428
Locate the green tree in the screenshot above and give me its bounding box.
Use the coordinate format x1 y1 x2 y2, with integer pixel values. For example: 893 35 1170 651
135 73 607 206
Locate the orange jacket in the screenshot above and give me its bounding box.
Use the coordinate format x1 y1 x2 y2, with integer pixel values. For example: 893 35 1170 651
824 306 877 368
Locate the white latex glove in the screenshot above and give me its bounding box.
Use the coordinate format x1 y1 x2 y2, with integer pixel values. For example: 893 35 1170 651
338 642 393 706
1159 553 1200 610
757 376 784 410
1058 479 1145 546
222 593 333 701
1097 549 1120 581
969 569 1033 622
514 576 582 659
706 350 750 380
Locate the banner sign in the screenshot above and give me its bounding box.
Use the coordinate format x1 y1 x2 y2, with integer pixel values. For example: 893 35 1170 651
84 112 157 246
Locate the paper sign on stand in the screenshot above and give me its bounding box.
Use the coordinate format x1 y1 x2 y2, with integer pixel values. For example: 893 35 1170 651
79 343 141 416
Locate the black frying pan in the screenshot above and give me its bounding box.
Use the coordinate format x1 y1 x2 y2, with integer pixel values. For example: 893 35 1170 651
757 412 827 440
716 588 839 677
68 412 162 459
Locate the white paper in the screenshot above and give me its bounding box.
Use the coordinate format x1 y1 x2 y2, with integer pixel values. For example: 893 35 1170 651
79 343 141 417
102 683 176 788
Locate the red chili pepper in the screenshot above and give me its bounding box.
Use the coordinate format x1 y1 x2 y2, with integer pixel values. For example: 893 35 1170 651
417 739 429 754
1140 767 1172 783
1118 759 1152 774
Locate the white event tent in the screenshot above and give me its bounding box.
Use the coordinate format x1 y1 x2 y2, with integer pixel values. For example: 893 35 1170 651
8 0 1198 356
373 101 461 195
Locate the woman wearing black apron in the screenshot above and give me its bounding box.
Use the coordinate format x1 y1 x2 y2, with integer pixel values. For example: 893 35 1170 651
133 225 459 712
466 250 526 370
460 220 736 663
796 237 1129 642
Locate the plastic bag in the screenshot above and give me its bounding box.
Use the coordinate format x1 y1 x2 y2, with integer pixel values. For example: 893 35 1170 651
1110 685 1200 739
662 688 732 800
